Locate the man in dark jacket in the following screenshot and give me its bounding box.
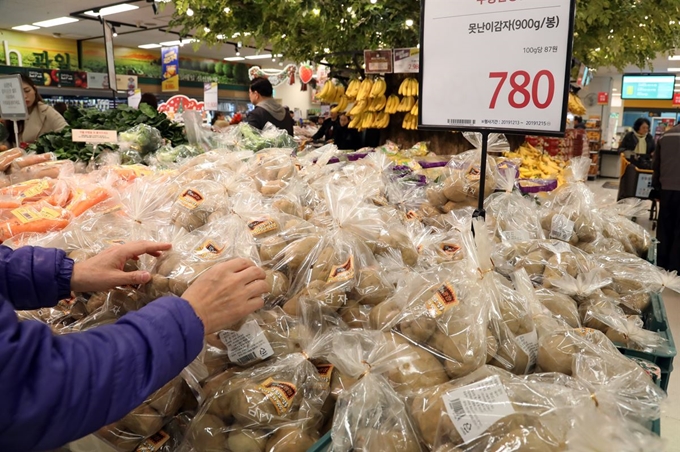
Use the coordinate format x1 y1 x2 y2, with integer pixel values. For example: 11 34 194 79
334 114 361 150
0 241 268 451
653 122 680 272
244 77 295 136
312 109 339 142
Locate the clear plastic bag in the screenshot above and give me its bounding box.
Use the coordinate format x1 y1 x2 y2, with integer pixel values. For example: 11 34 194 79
118 124 164 157
246 148 297 197
169 180 229 232
325 330 422 452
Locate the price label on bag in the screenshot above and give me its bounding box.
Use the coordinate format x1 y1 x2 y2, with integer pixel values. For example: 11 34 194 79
420 0 575 135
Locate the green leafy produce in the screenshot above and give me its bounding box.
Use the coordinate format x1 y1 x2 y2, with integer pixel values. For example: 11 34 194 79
237 123 296 152
27 104 186 162
119 124 163 156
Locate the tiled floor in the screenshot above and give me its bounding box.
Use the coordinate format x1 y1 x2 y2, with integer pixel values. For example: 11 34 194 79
588 179 678 448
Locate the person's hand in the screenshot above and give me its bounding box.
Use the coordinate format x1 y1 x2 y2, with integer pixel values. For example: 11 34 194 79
182 258 268 334
71 241 172 293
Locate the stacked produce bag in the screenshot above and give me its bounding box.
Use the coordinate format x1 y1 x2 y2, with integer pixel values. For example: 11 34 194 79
5 124 676 452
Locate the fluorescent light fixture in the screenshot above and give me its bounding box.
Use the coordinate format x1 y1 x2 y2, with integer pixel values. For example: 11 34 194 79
12 25 40 31
32 17 79 28
667 68 680 72
669 55 680 61
139 43 162 49
84 4 138 17
245 54 273 60
224 57 245 61
160 38 197 46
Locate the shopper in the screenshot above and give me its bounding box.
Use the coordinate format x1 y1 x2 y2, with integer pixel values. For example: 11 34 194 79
619 118 655 168
1 74 67 146
312 108 339 142
653 121 680 272
139 93 159 111
573 116 586 129
211 111 226 126
0 241 268 451
53 102 68 117
334 114 360 150
244 77 294 136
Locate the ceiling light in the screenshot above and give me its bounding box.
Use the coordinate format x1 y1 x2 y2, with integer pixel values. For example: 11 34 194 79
32 17 79 28
405 19 414 27
272 57 277 62
12 25 40 31
139 43 162 49
204 27 210 33
160 38 197 46
279 62 283 66
112 28 118 37
245 54 273 60
186 8 194 17
312 8 320 15
669 55 680 61
371 0 377 3
84 4 138 17
224 57 245 61
224 7 231 14
667 68 680 72
216 34 225 39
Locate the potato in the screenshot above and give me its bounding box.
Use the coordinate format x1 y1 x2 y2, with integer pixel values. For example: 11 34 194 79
261 181 285 196
441 201 458 214
97 423 143 452
419 202 440 218
230 382 286 426
149 378 184 416
272 199 299 217
284 235 321 271
265 271 290 301
399 316 437 343
369 298 402 330
411 389 451 447
354 428 420 452
487 426 561 452
227 427 267 452
621 292 651 314
385 333 449 392
490 343 530 375
172 210 208 232
260 237 287 262
309 247 337 282
605 327 629 345
426 187 448 206
536 333 578 374
187 414 229 451
119 404 164 437
400 246 419 267
442 176 467 203
148 274 170 296
339 300 371 328
574 217 597 243
266 427 317 452
486 329 499 363
157 253 182 277
353 267 392 306
428 330 482 378
515 250 547 276
537 291 580 328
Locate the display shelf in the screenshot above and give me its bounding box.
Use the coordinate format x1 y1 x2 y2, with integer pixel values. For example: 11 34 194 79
308 432 331 452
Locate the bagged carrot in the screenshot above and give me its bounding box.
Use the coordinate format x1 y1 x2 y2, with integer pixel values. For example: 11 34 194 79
0 203 71 243
10 152 56 170
66 187 111 217
0 148 24 172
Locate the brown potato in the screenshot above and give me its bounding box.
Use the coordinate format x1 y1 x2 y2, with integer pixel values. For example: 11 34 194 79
227 427 267 452
187 414 229 451
265 271 290 301
119 404 164 438
148 378 184 416
536 333 578 374
385 333 449 393
426 186 448 206
97 423 143 452
260 237 287 262
266 427 317 452
339 301 371 328
354 428 420 452
442 176 467 203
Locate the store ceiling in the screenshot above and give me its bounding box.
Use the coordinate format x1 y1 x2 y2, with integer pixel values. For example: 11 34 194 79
0 0 282 68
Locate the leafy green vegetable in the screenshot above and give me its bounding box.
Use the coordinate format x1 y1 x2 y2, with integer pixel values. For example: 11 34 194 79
27 105 187 162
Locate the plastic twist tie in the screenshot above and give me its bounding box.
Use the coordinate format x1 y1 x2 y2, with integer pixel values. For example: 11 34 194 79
359 360 372 379
301 350 310 361
590 394 599 408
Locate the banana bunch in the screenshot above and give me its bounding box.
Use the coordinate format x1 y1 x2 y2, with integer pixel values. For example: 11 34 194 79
504 142 565 181
568 92 586 115
385 95 401 114
369 94 387 112
369 78 387 98
346 79 361 100
331 95 349 113
349 100 368 116
397 96 416 113
317 80 338 103
411 100 419 116
398 77 419 97
402 113 418 130
374 111 390 129
356 78 374 102
333 84 346 103
348 114 362 129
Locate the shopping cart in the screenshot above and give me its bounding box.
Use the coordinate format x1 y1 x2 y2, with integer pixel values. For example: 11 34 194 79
617 154 658 230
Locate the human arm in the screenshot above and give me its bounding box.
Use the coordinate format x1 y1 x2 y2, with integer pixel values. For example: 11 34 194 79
312 119 331 140
618 132 637 152
653 138 662 191
43 105 68 133
243 108 266 131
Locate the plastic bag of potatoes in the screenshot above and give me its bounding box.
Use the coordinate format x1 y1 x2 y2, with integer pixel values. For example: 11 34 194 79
169 179 229 232
97 376 197 452
147 215 259 299
370 260 488 380
325 330 423 452
181 350 329 451
406 222 466 269
414 365 591 451
246 148 297 197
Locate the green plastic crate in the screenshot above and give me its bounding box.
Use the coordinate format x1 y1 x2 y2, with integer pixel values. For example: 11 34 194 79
647 239 659 266
308 432 331 452
615 293 676 392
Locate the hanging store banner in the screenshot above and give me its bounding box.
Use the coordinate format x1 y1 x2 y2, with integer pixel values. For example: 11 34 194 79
161 46 180 92
364 50 393 75
420 0 576 135
597 92 609 105
393 48 420 74
204 82 218 111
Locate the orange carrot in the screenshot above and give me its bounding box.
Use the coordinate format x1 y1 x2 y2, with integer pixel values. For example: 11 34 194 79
0 200 21 209
67 188 111 217
11 153 55 169
0 218 70 243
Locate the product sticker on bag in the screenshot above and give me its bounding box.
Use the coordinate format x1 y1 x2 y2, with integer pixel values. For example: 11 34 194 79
425 282 458 318
442 375 516 444
11 206 62 224
248 218 279 237
327 255 355 283
258 378 297 415
195 240 224 260
17 180 50 200
440 243 462 257
405 210 421 221
574 327 597 337
219 319 274 366
515 329 539 374
501 230 531 243
135 430 170 452
550 214 575 242
315 363 335 388
177 188 205 210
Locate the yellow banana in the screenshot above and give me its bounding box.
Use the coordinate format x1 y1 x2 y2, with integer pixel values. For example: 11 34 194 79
349 114 361 129
411 101 419 116
334 84 345 103
346 79 360 99
398 78 410 96
349 100 367 116
357 79 373 101
369 78 382 98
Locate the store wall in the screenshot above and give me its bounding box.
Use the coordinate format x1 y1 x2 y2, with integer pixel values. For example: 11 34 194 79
273 82 316 116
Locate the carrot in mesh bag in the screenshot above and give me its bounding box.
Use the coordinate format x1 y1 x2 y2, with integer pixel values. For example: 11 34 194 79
147 214 260 299
413 365 593 451
324 330 423 452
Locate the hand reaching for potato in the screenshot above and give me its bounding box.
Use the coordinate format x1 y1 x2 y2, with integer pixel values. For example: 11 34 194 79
182 258 268 334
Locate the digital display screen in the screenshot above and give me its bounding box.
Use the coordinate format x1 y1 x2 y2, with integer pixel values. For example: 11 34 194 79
621 74 676 100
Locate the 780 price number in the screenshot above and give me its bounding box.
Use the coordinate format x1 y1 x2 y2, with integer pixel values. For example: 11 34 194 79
488 70 555 110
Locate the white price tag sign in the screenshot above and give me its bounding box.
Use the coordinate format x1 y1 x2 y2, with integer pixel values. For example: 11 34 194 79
394 48 421 74
421 0 575 134
0 75 28 121
204 82 219 111
72 129 118 144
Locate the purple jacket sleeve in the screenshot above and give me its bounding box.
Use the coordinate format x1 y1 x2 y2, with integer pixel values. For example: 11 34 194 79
0 295 204 451
0 245 73 310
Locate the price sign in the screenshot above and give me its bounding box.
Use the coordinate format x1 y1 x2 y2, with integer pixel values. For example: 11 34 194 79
598 92 609 105
674 93 680 106
0 74 28 121
420 0 576 135
72 129 118 144
204 82 218 111
394 48 420 74
364 50 393 74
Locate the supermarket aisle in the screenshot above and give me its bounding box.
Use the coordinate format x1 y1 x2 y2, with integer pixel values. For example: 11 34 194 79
588 180 679 448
